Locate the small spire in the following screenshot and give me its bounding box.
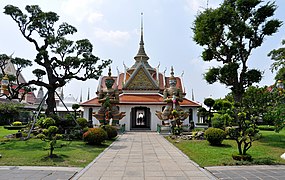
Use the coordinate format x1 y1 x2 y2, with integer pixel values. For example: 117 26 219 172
80 88 82 102
108 66 112 77
192 89 195 101
134 12 149 61
207 0 209 9
171 66 174 77
140 12 144 46
87 88 90 100
36 86 44 99
60 87 64 99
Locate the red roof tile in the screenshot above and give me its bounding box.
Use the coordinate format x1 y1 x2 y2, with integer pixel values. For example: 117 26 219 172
81 94 200 107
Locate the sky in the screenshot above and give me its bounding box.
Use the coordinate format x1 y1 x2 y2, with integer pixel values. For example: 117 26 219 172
0 0 284 104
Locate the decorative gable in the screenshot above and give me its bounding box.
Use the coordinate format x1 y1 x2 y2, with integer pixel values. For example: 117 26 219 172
123 63 159 90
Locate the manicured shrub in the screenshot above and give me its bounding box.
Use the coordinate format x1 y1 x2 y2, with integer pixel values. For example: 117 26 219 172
36 133 46 139
232 153 252 161
42 129 49 135
12 121 22 126
83 128 107 145
55 134 63 140
83 127 89 134
76 118 88 128
3 125 26 130
47 126 58 135
69 129 83 140
43 118 55 128
102 125 118 139
258 125 275 131
36 117 45 128
204 127 226 146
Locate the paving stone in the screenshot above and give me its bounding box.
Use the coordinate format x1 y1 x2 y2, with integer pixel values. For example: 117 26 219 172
7 133 285 180
145 170 165 177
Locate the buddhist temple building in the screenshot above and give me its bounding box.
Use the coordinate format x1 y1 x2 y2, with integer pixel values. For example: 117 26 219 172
80 18 200 131
0 56 36 104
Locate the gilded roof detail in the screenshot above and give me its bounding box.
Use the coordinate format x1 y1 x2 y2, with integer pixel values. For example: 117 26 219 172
125 68 157 90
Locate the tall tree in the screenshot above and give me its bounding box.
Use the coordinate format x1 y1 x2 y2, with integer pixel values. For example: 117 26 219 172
193 0 282 156
193 0 282 104
4 5 112 115
268 39 285 131
269 39 285 79
242 86 273 121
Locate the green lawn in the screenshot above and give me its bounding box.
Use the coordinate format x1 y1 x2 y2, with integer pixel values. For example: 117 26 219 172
0 126 114 167
167 129 285 167
0 126 18 139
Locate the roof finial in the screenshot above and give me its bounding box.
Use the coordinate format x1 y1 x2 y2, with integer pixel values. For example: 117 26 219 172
133 12 150 65
140 12 144 46
108 66 111 77
80 88 82 102
207 0 209 9
171 66 174 77
87 88 90 100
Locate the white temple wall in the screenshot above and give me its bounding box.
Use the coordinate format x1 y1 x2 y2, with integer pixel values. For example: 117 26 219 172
119 104 162 131
82 105 199 131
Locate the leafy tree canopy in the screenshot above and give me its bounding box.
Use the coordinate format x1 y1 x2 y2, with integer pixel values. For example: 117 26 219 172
269 39 285 80
3 5 112 115
193 0 282 102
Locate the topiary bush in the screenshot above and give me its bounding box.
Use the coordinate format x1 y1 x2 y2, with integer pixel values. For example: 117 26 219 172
12 121 22 126
204 127 226 146
102 125 118 139
83 128 108 145
43 118 55 128
258 125 275 131
47 126 58 136
232 153 252 161
76 118 88 128
36 117 45 128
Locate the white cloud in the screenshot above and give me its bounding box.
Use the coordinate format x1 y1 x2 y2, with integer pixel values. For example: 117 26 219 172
185 0 221 15
94 28 131 46
87 12 104 23
61 0 103 23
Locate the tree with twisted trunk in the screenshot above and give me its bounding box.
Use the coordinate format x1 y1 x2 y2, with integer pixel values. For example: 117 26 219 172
3 5 112 116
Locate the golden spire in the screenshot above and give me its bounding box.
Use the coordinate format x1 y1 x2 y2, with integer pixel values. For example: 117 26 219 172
169 66 176 81
134 12 149 61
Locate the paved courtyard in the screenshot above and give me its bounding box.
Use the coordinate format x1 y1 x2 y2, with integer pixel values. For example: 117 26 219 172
1 132 284 179
206 165 285 180
73 132 214 179
0 166 81 180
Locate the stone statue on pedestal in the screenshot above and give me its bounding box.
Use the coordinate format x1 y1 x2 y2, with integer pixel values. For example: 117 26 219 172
93 67 125 125
156 67 189 128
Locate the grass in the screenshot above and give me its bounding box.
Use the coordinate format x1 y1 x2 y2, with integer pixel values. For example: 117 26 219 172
0 126 114 167
0 126 18 138
167 129 285 167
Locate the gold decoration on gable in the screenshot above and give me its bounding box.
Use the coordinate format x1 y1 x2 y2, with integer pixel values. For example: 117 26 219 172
126 68 157 90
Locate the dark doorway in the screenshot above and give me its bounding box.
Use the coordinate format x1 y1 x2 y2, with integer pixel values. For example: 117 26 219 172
130 107 151 130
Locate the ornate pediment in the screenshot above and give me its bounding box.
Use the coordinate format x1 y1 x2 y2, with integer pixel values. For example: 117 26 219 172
123 63 159 90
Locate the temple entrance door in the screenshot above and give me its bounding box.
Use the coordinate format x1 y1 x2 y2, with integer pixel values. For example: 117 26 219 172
130 107 151 130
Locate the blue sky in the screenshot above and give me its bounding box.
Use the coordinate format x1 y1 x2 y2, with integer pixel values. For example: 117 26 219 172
0 0 284 104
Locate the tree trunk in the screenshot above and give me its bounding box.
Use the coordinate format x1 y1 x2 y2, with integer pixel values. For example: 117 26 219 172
49 144 54 158
237 139 243 155
45 88 56 116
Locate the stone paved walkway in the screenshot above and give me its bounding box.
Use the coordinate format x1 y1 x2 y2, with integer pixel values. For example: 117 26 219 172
0 166 81 180
1 132 284 179
73 132 215 180
206 165 285 180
